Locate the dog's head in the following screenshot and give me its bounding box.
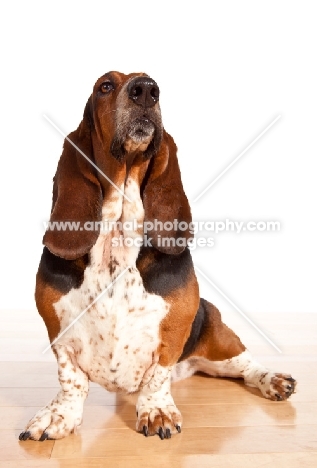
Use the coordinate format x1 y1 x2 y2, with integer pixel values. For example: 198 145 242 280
85 71 163 161
43 72 192 260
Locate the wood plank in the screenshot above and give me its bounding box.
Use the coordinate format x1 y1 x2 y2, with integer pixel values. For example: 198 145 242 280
0 431 54 461
1 452 317 468
3 401 316 431
50 425 317 458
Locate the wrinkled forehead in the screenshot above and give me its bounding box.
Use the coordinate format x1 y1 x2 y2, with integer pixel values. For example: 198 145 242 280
93 71 149 92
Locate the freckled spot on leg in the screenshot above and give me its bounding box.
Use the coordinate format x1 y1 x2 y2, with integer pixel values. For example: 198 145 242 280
259 372 268 384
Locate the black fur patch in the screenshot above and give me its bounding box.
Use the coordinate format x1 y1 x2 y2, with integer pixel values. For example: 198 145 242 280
137 246 193 297
110 137 126 162
38 247 89 293
178 298 209 362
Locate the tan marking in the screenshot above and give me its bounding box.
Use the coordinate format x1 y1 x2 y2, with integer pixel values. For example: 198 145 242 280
158 269 200 367
35 279 62 343
124 135 153 153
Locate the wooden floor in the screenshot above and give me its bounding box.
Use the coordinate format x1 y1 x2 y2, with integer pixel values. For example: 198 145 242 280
0 312 316 467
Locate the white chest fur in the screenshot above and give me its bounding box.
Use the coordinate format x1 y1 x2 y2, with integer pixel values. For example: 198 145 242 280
53 176 169 393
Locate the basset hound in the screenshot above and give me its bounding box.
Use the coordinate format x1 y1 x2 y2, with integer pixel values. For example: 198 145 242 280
19 71 296 441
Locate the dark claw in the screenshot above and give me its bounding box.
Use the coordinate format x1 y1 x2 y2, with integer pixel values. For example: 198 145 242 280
142 425 148 437
176 424 181 433
158 427 165 440
166 428 171 439
285 377 296 382
39 432 49 442
275 393 283 401
19 431 31 441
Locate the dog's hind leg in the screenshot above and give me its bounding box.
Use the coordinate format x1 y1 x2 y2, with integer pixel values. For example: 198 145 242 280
19 344 89 441
172 299 296 401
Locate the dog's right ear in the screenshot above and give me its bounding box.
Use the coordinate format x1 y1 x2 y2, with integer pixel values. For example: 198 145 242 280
142 131 192 255
43 98 103 260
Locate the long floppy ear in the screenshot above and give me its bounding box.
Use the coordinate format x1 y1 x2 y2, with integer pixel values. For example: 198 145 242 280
142 131 192 255
43 99 103 260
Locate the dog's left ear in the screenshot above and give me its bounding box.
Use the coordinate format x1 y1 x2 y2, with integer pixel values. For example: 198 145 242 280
142 131 192 254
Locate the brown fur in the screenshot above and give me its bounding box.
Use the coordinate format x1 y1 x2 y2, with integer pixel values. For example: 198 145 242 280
189 303 246 361
158 270 200 366
35 278 62 343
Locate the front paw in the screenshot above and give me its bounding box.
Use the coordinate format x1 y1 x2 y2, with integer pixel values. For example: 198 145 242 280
19 406 82 441
136 405 182 439
260 372 297 401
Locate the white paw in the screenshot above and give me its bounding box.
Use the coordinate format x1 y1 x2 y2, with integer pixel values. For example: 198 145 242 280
253 371 297 401
19 405 82 441
136 404 182 439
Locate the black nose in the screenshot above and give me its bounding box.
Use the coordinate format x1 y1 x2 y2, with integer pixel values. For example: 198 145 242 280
128 77 160 108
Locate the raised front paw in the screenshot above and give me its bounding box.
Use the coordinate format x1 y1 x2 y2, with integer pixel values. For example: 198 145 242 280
136 405 182 439
19 406 82 441
260 372 297 401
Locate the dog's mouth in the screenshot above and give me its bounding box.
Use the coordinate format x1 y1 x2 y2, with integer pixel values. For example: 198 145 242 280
122 117 155 154
127 117 155 142
111 111 162 161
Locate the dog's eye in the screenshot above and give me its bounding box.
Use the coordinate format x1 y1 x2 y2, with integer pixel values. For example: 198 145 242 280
100 81 114 94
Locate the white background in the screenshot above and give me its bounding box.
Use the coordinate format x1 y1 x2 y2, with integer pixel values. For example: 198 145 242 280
1 0 316 326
